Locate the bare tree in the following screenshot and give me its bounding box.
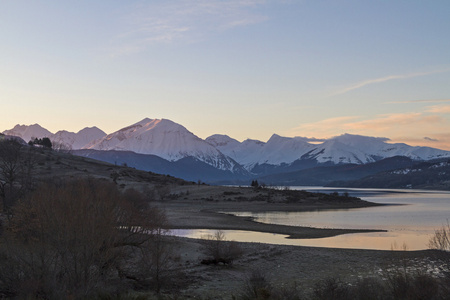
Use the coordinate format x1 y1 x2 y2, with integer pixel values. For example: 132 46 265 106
0 139 36 217
52 141 72 153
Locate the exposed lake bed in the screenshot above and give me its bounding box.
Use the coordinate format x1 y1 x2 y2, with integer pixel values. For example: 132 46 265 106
165 186 450 251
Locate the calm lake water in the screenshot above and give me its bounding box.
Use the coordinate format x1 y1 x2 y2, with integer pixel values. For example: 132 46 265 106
172 187 450 251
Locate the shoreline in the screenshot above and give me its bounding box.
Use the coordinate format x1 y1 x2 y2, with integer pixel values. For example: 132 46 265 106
161 200 387 239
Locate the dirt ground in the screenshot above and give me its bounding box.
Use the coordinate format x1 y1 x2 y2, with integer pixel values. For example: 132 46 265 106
161 235 446 299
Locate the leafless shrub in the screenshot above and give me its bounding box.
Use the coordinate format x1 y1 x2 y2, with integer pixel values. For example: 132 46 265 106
52 141 72 153
156 185 171 200
240 269 272 300
350 277 386 300
133 223 178 293
312 277 350 300
202 230 243 265
429 221 450 251
385 270 440 300
271 282 305 300
0 178 166 298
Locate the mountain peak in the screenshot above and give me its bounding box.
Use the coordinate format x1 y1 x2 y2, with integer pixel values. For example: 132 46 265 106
83 118 239 172
205 134 240 147
129 118 157 127
267 134 292 144
331 133 390 144
3 123 53 143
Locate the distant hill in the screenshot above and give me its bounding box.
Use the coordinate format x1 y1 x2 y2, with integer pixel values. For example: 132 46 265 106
252 156 417 187
73 149 249 183
328 159 450 190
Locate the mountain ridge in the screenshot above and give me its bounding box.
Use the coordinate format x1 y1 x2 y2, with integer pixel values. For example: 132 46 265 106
3 118 450 185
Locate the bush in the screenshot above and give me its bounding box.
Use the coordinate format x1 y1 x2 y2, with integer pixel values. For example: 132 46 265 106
0 178 166 298
312 277 350 300
429 221 450 251
202 230 243 265
351 277 386 300
240 270 272 300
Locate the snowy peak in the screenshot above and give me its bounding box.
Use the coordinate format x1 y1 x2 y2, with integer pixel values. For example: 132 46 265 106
52 127 106 149
3 124 52 143
306 138 375 164
330 134 390 149
208 132 450 169
2 124 107 150
206 134 240 148
206 133 316 169
77 126 106 138
305 133 450 164
84 118 242 172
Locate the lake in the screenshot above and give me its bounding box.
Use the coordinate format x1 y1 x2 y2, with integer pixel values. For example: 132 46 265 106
171 187 450 251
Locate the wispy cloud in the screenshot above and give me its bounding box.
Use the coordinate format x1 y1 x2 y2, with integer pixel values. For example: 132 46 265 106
289 111 450 149
388 98 450 104
426 104 450 114
424 137 439 142
290 113 442 137
344 112 442 132
111 0 268 56
332 69 450 96
289 116 360 138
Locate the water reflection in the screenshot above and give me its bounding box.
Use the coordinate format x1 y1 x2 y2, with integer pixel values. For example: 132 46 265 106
170 188 450 251
170 229 429 251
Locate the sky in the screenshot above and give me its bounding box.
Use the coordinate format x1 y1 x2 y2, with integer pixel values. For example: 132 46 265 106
1 0 450 149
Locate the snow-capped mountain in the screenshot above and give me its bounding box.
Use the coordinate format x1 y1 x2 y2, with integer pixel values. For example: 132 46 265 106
207 133 450 170
304 134 450 164
51 127 107 149
3 124 52 143
83 118 244 173
2 124 106 150
206 134 315 169
4 120 450 179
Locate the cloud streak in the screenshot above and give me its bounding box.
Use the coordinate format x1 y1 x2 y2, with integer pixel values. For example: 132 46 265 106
344 113 442 132
290 111 450 150
332 69 450 96
388 98 450 104
426 104 450 114
112 0 268 56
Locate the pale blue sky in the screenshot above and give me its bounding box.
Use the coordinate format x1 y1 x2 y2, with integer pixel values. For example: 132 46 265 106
1 0 450 149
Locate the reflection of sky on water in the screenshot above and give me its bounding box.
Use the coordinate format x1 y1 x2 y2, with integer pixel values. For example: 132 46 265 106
170 188 450 251
170 229 428 251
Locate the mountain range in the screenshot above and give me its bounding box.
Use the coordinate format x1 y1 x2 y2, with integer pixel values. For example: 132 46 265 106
3 118 450 188
3 124 106 150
